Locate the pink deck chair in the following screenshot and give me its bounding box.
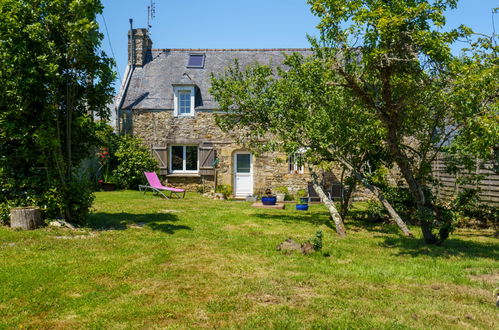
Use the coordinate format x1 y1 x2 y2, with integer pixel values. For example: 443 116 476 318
139 172 186 199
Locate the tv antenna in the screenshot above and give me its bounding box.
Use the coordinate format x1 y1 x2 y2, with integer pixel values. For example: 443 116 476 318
147 0 156 30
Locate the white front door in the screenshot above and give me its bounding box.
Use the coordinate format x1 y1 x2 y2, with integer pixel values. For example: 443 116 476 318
234 152 253 197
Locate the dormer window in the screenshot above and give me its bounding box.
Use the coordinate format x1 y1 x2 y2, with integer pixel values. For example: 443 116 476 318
173 86 195 117
187 54 205 68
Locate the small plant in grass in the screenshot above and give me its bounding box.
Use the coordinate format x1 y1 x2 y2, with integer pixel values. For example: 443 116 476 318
312 230 323 251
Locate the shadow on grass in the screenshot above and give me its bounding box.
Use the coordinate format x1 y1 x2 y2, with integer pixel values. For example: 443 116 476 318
346 218 408 236
86 212 192 235
380 235 498 260
254 211 331 227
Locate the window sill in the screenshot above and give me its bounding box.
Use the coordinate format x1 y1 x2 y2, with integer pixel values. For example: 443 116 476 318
166 173 201 178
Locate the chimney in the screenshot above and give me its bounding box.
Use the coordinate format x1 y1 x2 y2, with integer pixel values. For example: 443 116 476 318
128 27 152 67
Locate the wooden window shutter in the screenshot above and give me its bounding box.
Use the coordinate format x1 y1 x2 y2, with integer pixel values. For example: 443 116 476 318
152 146 168 175
199 142 216 176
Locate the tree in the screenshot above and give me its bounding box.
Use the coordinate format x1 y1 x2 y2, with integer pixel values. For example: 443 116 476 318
0 0 115 223
307 0 498 244
211 1 497 244
210 55 412 237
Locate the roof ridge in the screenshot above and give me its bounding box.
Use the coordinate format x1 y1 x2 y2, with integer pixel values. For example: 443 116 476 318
151 48 312 52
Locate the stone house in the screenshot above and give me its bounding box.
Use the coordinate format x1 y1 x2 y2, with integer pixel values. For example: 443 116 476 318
116 28 330 197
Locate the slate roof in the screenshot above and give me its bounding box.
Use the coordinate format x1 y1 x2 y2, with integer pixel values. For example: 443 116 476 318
121 48 313 110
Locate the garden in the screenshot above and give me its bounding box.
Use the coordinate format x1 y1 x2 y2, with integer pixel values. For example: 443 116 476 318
0 191 497 328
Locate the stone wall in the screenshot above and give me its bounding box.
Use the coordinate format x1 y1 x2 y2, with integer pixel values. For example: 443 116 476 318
123 109 312 194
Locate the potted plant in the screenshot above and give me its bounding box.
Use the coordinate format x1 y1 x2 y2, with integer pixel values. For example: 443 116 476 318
295 189 308 211
261 188 277 205
274 186 288 202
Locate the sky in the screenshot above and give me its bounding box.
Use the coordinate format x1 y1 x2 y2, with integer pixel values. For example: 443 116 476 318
97 0 498 91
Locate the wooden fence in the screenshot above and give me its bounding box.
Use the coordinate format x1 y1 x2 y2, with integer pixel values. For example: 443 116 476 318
432 154 499 206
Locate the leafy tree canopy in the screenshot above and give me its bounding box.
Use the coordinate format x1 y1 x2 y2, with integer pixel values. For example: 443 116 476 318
0 0 115 223
211 0 498 244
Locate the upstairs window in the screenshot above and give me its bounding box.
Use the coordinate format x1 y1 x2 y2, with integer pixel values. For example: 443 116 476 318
179 91 191 114
187 54 205 68
173 86 195 117
289 152 304 174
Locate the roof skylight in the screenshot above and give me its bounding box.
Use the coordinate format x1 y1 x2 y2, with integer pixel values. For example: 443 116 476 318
187 54 205 68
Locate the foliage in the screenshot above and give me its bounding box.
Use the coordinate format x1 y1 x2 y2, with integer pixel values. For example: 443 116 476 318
312 230 323 251
274 186 289 194
0 0 115 224
113 136 158 189
215 184 233 198
366 188 416 223
306 0 498 244
95 123 120 185
211 52 390 236
210 0 497 244
295 189 308 199
452 189 499 229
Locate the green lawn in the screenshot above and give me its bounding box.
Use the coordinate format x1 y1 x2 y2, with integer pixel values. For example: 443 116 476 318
0 191 497 328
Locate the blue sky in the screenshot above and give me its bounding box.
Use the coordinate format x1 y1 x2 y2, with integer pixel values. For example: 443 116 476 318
97 0 498 90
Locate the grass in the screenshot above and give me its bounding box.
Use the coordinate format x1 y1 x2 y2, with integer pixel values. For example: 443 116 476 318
0 191 497 329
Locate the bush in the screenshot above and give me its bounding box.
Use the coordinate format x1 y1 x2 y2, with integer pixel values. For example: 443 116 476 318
452 189 498 229
216 184 232 198
113 136 158 189
0 175 95 226
311 230 323 251
364 186 421 224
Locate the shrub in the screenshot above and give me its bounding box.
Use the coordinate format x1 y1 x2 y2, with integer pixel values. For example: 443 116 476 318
364 187 421 224
113 136 158 189
215 184 232 198
312 230 323 251
0 174 95 226
452 189 498 229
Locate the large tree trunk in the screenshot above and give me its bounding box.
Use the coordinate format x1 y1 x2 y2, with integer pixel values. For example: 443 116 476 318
309 169 346 237
384 127 441 244
333 155 413 237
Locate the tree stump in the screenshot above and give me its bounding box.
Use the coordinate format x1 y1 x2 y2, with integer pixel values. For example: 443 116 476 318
10 207 42 230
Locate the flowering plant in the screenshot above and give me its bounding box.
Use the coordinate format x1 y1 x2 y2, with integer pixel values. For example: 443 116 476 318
96 147 114 183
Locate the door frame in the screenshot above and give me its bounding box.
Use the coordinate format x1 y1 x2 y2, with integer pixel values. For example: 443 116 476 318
233 151 253 197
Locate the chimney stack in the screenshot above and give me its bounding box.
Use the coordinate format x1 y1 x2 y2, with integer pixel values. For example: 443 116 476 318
128 27 152 67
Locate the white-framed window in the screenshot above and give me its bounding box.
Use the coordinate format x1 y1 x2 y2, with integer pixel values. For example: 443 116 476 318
169 145 198 173
173 86 195 117
289 152 304 174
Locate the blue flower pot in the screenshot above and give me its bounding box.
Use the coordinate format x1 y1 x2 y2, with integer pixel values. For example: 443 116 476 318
296 204 309 211
261 196 277 205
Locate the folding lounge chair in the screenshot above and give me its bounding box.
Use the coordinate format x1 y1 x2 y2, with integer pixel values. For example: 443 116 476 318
139 172 186 199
